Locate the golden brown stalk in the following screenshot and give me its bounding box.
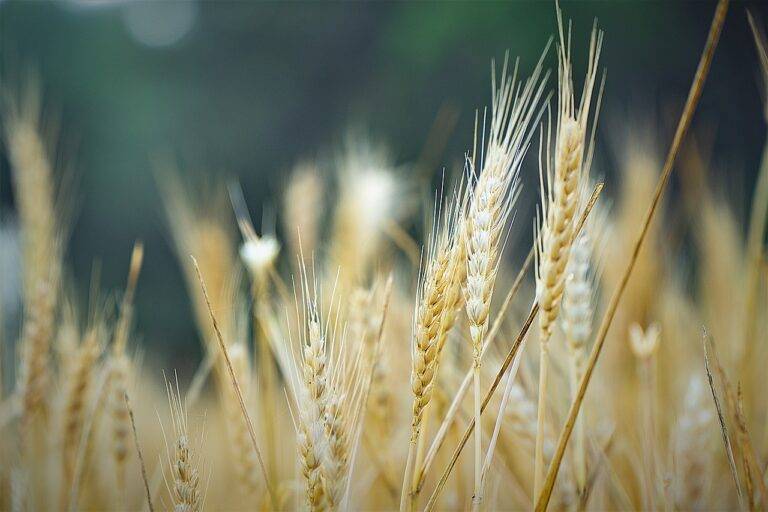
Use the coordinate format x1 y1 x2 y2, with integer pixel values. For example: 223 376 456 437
535 3 727 508
534 11 602 496
124 389 154 512
192 257 275 507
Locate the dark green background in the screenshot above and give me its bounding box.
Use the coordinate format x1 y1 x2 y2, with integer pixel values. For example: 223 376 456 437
1 1 766 370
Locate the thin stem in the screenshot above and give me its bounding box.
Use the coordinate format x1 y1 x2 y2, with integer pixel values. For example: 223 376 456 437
571 355 586 494
534 2 728 508
534 340 549 498
125 389 154 512
401 440 418 512
192 257 277 509
472 366 482 511
481 333 527 481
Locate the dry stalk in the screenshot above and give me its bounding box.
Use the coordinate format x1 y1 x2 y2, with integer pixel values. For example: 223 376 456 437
191 257 275 508
125 389 155 512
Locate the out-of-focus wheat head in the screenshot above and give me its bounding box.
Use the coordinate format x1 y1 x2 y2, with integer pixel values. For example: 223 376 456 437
329 137 402 289
284 162 324 260
159 170 239 353
3 80 63 432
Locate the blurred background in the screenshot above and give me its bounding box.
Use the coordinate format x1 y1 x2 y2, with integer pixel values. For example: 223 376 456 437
1 0 767 368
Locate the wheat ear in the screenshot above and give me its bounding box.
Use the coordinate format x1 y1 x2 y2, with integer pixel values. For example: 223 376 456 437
560 228 596 493
400 190 459 512
160 378 203 512
535 3 727 508
465 48 549 510
60 326 102 504
4 83 61 431
109 242 144 502
534 11 602 497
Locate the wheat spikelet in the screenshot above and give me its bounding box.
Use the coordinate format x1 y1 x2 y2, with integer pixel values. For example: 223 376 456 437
410 238 450 437
297 414 326 511
534 11 602 495
292 286 331 511
162 379 203 512
322 394 352 509
108 353 131 491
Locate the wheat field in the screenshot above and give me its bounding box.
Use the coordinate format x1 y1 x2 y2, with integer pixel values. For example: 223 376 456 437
2 1 768 510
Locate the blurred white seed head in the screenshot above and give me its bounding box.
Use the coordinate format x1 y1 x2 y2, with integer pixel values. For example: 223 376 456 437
240 236 280 278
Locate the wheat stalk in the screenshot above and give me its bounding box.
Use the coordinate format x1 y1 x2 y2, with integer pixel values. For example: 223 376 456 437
464 46 549 510
533 10 602 496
